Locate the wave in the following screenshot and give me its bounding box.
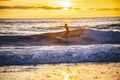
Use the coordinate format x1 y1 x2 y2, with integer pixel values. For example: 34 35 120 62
0 45 120 65
91 23 120 30
0 28 120 46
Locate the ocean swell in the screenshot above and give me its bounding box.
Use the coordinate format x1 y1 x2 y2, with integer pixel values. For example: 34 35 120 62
0 28 120 46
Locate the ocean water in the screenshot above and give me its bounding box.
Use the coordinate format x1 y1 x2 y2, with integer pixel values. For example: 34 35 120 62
0 17 120 65
0 17 120 36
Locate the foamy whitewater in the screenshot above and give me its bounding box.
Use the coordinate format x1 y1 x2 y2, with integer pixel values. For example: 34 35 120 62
0 17 120 65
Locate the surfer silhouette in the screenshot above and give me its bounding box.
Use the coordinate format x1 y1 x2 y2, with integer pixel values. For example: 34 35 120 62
62 24 70 37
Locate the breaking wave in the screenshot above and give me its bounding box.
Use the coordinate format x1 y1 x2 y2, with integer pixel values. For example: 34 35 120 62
0 28 120 46
0 45 120 65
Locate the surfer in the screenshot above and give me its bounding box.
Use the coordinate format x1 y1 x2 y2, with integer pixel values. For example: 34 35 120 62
62 24 70 37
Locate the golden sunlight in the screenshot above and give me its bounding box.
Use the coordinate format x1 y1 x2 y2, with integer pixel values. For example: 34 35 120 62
0 0 120 18
58 1 72 10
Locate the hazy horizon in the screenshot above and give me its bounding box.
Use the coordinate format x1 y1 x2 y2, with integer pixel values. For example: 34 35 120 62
0 16 120 19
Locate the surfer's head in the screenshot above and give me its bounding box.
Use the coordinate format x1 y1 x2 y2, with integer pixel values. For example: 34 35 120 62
65 24 67 27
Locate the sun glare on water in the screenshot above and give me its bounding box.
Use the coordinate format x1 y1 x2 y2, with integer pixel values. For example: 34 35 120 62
58 1 72 10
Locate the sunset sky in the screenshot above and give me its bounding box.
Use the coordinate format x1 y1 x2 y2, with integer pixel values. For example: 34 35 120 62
0 0 120 18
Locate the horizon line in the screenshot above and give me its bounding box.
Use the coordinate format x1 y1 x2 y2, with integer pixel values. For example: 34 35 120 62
0 16 120 19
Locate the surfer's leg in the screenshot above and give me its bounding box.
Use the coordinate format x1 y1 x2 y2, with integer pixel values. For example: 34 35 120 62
63 31 69 38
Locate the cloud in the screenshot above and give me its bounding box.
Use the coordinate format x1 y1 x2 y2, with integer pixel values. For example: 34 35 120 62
96 8 120 11
39 5 62 10
0 0 12 1
73 7 120 11
0 6 32 9
0 5 120 11
0 5 62 10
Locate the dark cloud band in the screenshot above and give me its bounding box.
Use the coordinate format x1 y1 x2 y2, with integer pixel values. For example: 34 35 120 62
0 5 120 11
0 5 62 10
74 7 120 11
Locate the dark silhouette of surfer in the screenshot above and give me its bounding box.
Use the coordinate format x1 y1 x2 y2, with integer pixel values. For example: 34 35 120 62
62 24 70 37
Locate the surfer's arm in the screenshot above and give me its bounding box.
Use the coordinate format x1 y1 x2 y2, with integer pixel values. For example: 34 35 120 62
59 26 64 28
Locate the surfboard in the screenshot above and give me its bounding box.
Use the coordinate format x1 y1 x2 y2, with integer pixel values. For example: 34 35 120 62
56 36 69 41
56 37 63 39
